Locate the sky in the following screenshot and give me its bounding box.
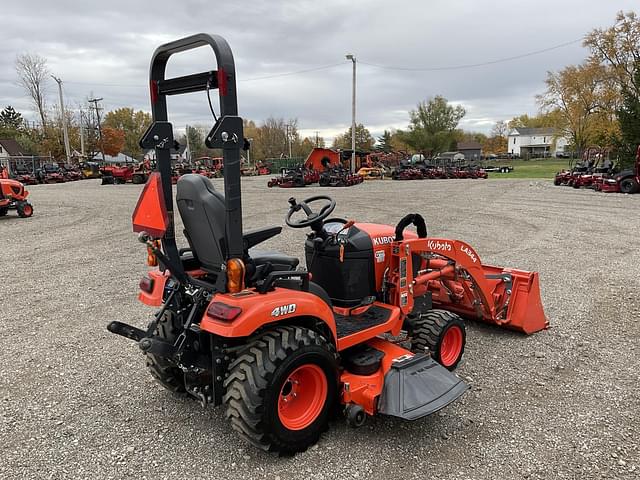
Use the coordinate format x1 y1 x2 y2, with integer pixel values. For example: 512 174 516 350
0 0 637 143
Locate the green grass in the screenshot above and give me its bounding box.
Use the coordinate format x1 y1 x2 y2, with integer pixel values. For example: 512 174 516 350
487 158 568 179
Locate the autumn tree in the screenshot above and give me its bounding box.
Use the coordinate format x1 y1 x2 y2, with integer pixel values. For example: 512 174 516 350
332 123 375 151
103 107 152 158
585 11 640 97
101 127 125 156
537 61 619 155
15 53 49 129
399 96 465 155
482 121 508 154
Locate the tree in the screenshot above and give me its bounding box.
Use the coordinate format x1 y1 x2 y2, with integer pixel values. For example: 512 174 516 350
101 127 125 156
0 106 25 138
103 107 152 158
616 63 640 164
507 112 562 130
537 61 620 156
585 11 640 97
400 96 465 155
15 53 49 129
332 123 375 151
482 121 509 154
376 130 394 152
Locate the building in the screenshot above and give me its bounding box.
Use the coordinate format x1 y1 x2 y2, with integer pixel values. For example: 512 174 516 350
144 143 189 162
507 127 569 157
456 141 482 161
0 138 26 159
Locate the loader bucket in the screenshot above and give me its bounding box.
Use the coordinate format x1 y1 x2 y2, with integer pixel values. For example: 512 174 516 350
481 265 549 335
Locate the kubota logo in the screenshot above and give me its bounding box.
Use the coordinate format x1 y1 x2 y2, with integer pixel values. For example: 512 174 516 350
427 240 453 252
373 236 395 246
271 304 297 317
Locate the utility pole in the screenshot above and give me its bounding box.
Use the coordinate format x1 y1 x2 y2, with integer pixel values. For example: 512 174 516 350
185 124 191 164
315 131 320 147
51 75 71 163
285 124 293 158
346 54 356 172
88 97 105 162
79 111 85 158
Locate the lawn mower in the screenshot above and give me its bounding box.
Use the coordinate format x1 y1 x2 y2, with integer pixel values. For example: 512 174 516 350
10 163 38 185
0 178 34 218
108 34 548 454
37 163 66 184
319 166 363 186
599 145 639 194
61 164 83 182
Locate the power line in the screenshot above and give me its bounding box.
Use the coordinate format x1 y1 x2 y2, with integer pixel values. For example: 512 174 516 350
358 38 584 72
239 62 345 82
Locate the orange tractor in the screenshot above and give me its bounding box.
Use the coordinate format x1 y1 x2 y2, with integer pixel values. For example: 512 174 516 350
0 178 34 218
108 34 548 454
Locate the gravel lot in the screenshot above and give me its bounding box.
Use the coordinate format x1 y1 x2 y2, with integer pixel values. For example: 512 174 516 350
1 177 639 480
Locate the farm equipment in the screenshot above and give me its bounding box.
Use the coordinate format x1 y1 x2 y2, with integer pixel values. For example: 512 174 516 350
37 163 65 184
0 178 33 218
268 166 319 188
102 163 152 185
10 163 38 185
392 163 423 180
80 161 102 179
107 34 549 455
357 166 386 180
554 147 611 187
319 166 363 186
599 145 640 194
61 164 83 181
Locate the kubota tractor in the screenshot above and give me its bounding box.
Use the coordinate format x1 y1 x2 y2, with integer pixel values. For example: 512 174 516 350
108 34 548 454
0 178 34 218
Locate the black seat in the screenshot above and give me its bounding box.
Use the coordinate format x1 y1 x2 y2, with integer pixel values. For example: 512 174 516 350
176 174 297 273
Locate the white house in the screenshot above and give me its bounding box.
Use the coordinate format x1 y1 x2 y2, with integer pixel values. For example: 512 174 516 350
507 127 569 157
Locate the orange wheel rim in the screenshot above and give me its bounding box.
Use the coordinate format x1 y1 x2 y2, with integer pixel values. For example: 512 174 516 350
440 325 463 367
278 364 327 431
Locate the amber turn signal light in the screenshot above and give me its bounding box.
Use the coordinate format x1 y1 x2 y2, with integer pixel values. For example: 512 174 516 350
226 258 246 293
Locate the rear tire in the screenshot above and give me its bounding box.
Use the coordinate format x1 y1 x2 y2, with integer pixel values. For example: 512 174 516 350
409 309 466 370
145 310 186 393
620 178 639 194
224 326 338 454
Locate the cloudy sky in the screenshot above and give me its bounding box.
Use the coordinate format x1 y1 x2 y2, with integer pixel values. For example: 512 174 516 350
1 1 637 142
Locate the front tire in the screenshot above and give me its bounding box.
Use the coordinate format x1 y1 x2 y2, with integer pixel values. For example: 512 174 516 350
409 309 466 370
17 202 33 218
224 326 338 454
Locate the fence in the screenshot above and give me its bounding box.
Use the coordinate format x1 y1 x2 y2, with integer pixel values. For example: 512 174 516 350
0 156 55 176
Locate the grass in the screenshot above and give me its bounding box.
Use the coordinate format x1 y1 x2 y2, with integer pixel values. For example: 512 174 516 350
487 158 568 179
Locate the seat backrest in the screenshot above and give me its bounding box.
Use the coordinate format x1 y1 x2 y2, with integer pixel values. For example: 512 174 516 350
176 174 227 271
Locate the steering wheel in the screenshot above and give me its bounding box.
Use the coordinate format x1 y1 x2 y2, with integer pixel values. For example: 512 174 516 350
286 195 336 228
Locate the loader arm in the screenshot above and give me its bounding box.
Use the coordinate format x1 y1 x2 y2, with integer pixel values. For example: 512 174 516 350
389 238 548 334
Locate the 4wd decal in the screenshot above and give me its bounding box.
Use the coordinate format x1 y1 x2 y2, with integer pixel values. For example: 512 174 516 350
372 235 395 246
271 304 297 317
427 240 453 252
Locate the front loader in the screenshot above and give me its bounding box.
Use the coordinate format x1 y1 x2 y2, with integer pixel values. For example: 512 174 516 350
108 34 549 454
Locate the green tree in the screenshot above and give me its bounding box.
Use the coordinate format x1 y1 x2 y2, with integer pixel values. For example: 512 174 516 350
616 63 640 164
0 106 24 134
400 96 465 155
376 130 394 152
332 123 374 151
103 107 152 158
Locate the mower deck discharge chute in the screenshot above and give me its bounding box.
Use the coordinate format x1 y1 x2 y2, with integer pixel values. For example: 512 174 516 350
108 33 548 454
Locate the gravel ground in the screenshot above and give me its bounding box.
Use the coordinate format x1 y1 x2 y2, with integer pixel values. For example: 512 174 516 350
1 177 639 480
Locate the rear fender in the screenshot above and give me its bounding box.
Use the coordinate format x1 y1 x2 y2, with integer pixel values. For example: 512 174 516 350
138 269 170 306
200 288 337 344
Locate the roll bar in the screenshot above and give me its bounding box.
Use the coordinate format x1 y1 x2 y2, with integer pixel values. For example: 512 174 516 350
139 33 244 276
